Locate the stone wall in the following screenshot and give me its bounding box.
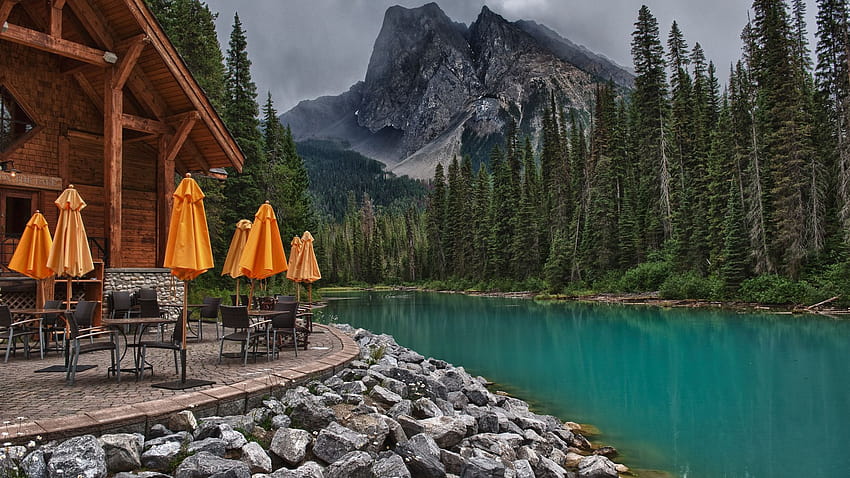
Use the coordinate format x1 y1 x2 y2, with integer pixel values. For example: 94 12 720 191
104 268 184 320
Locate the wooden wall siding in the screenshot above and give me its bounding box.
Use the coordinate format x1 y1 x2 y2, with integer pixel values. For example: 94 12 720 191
121 189 157 267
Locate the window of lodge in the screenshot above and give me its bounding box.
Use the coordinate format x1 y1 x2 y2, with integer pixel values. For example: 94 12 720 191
0 85 36 153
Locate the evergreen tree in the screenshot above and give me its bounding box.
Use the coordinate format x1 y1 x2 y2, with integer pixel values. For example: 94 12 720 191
426 164 447 278
487 147 513 277
472 165 492 279
722 178 750 293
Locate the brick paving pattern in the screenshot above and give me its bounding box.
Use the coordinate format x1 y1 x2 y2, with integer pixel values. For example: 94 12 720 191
0 322 358 441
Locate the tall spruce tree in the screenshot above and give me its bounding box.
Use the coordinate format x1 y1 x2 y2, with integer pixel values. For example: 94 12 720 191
426 164 448 279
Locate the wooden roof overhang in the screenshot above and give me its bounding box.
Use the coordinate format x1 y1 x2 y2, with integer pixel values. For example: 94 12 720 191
0 0 245 266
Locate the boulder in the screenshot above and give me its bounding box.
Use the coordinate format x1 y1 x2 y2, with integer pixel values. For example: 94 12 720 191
592 446 618 459
372 452 411 478
145 431 191 448
447 391 469 410
396 415 425 437
196 416 254 438
241 441 272 474
321 392 343 406
270 461 324 478
577 455 618 478
563 451 585 468
187 437 227 457
461 455 506 478
166 410 197 433
338 381 367 395
383 416 408 446
380 377 408 398
148 424 172 439
436 369 466 392
47 435 107 478
514 415 547 435
263 398 287 415
463 384 490 406
394 433 445 478
440 449 467 475
312 422 369 464
270 427 313 466
140 441 182 471
340 413 390 453
113 473 171 478
369 386 403 407
248 407 274 426
397 349 425 364
422 377 449 401
513 459 535 478
99 433 144 472
533 456 568 478
173 451 251 478
272 414 292 430
220 424 248 450
323 451 374 478
288 397 336 432
412 397 443 419
460 433 522 462
387 400 413 418
20 449 47 478
420 415 469 448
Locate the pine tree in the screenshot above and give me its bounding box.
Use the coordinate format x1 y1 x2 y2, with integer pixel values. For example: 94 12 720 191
487 146 513 277
426 164 447 279
472 165 492 279
722 178 750 293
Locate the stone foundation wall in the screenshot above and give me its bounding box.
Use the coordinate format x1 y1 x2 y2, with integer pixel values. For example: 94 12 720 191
104 268 184 320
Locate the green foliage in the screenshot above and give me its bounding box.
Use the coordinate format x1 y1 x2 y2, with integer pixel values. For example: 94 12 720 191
366 345 386 365
738 274 822 305
619 260 673 292
659 273 723 300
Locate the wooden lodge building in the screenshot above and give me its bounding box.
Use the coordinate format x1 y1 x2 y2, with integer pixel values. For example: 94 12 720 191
0 0 244 304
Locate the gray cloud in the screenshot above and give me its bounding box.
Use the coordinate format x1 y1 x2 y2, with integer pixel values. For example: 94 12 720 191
204 0 818 113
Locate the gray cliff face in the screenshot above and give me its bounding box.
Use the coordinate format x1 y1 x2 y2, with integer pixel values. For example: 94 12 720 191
280 3 634 179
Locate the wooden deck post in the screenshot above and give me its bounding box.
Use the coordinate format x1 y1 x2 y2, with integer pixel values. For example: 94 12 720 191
157 134 175 265
104 66 122 267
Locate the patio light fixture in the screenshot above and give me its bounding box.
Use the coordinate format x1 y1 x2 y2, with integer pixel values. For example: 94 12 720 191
0 160 19 177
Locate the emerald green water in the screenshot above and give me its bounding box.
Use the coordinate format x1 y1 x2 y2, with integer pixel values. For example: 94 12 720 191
316 291 850 478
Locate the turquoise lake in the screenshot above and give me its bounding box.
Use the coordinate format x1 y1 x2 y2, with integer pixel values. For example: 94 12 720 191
315 291 850 478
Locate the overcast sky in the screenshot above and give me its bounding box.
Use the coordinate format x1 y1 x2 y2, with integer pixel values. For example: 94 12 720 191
203 0 818 114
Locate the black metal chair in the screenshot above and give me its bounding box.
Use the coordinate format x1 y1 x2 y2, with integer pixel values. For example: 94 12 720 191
138 298 166 340
218 305 270 365
270 301 299 358
230 294 249 306
66 300 120 384
40 299 66 355
109 291 134 319
189 296 221 341
70 299 97 344
136 317 182 380
137 288 157 301
1 305 42 362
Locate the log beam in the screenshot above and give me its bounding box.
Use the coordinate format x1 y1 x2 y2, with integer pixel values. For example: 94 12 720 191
49 0 65 38
122 113 170 135
162 111 198 163
156 133 175 265
104 66 123 267
0 0 19 27
66 0 114 50
72 71 102 114
0 22 116 66
113 34 147 90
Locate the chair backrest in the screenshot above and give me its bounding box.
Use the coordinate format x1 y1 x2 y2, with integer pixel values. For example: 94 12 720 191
275 295 296 303
110 291 132 312
230 294 249 306
0 305 11 328
271 301 298 329
72 300 97 329
138 288 157 301
42 300 63 326
170 316 184 344
138 298 160 318
220 305 250 329
200 297 221 319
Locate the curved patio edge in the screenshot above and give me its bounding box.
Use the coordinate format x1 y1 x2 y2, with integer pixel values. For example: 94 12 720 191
8 325 360 444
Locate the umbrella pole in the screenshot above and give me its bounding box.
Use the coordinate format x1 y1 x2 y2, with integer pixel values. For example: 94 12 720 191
236 278 241 305
181 280 188 383
66 277 73 311
248 280 255 309
296 283 301 302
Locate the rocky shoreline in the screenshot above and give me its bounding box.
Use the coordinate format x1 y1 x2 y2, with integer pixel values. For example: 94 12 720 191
0 325 628 478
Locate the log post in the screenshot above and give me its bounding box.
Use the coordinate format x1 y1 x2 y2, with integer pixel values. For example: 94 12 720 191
104 66 122 267
157 133 175 265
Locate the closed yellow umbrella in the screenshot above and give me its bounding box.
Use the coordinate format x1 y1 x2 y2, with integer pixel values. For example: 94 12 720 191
286 236 303 301
9 211 53 306
160 174 214 388
221 219 252 304
47 185 94 309
294 231 321 307
239 201 287 307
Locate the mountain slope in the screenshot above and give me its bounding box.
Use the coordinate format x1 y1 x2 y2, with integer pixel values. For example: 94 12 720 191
281 3 633 179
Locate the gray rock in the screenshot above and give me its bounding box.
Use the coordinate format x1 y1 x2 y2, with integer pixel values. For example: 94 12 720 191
440 449 467 475
20 449 48 478
361 374 379 390
543 431 569 451
396 415 425 437
220 425 248 450
436 369 465 392
241 441 272 474
397 349 425 363
99 433 144 472
320 392 343 406
474 410 500 434
435 398 456 416
187 437 227 457
312 422 369 464
577 455 618 478
148 424 173 439
460 433 523 461
197 416 255 438
349 359 370 369
386 400 413 418
463 384 490 406
342 393 364 405
568 433 593 450
369 385 403 407
323 451 373 478
113 473 171 478
270 427 313 466
563 452 585 468
534 456 568 478
422 377 449 401
271 461 324 478
341 413 390 453
514 415 547 435
380 377 408 398
173 451 251 478
141 441 182 471
513 459 535 478
324 376 344 389
550 427 575 445
272 414 292 429
420 415 469 448
145 431 191 449
288 397 336 432
263 398 287 415
429 358 448 369
248 407 273 427
373 452 411 478
379 366 422 386
461 456 506 478
47 435 107 478
338 381 367 395
338 368 367 382
394 433 445 478
167 410 197 433
383 416 408 446
412 397 443 418
592 446 618 459
447 391 469 410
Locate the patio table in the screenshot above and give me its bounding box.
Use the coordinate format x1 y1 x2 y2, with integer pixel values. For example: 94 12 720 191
10 308 68 360
103 317 177 376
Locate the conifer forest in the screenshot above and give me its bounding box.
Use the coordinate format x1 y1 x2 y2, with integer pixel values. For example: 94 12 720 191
150 0 850 305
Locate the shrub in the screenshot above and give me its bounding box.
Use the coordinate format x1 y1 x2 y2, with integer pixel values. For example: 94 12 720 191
738 274 822 305
660 273 723 300
620 261 673 292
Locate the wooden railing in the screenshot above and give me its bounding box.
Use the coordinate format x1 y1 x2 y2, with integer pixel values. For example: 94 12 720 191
0 234 109 273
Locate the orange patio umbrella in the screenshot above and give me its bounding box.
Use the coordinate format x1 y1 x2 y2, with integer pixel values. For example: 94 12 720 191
47 185 95 308
293 231 321 307
239 201 287 307
286 235 303 301
161 174 214 388
221 219 252 305
8 211 53 305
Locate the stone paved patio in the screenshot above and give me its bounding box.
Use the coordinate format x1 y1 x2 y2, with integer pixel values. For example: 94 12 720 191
0 322 359 443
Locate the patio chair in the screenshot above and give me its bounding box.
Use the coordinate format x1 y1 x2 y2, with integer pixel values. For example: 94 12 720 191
270 301 299 358
70 300 98 344
188 297 221 341
108 291 134 319
136 316 183 380
40 299 66 354
1 305 42 362
218 305 271 365
137 288 157 301
230 294 249 307
66 300 120 384
138 298 166 340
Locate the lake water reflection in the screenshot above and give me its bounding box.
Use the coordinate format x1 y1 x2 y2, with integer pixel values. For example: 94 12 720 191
316 291 850 478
